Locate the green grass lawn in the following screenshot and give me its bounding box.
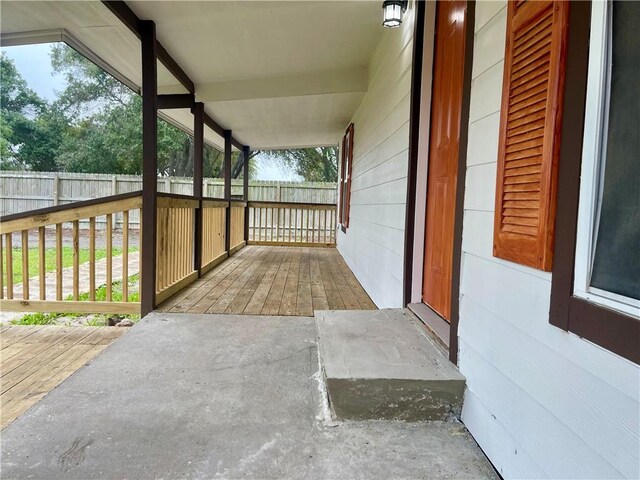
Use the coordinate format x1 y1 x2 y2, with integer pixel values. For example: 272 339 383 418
11 274 140 326
1 246 138 287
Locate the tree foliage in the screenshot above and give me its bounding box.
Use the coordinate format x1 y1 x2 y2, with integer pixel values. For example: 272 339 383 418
1 45 337 182
262 147 338 182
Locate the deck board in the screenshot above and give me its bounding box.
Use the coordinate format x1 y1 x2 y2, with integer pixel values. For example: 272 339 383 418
161 246 376 317
0 325 125 429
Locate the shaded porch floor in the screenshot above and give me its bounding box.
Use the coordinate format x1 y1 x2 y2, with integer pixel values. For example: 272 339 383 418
0 313 496 479
158 245 376 316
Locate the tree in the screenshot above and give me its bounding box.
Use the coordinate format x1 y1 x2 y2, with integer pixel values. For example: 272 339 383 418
2 45 333 182
0 52 55 170
0 53 43 115
261 147 338 182
51 45 185 175
14 106 67 171
0 116 12 164
50 44 131 117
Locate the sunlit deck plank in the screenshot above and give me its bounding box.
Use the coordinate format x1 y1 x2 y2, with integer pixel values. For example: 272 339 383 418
0 325 125 430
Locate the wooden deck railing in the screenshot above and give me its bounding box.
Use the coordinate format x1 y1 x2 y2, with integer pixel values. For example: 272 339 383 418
200 199 227 274
0 192 142 314
230 200 246 253
155 195 198 304
0 194 338 315
247 201 336 246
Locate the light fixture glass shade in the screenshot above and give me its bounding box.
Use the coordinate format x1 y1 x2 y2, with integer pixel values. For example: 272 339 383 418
382 1 403 28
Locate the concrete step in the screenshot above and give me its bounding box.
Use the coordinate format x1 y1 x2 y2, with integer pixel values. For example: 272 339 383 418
316 309 465 421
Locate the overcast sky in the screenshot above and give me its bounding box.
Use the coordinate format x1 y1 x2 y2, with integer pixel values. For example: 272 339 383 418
2 43 300 181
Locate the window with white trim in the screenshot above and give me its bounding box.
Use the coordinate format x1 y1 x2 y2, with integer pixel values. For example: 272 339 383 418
574 0 639 317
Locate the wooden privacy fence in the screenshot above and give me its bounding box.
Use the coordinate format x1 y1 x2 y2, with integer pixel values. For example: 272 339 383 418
0 192 142 314
247 202 336 246
0 171 337 222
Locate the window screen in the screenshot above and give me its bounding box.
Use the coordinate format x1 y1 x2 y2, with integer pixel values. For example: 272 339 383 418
590 1 640 300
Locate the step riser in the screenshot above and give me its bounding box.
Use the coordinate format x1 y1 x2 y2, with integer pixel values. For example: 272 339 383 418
327 378 465 421
317 309 466 422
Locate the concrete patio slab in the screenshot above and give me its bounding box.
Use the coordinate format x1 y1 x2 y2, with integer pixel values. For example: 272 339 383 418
0 312 496 480
317 309 465 421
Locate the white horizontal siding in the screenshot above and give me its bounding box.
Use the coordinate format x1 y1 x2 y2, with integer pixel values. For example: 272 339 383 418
459 2 640 479
336 7 414 308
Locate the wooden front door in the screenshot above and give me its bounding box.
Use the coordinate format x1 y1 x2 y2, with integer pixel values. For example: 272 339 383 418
422 0 467 321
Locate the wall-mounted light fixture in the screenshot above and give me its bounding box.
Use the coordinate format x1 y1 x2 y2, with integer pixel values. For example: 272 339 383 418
382 0 408 28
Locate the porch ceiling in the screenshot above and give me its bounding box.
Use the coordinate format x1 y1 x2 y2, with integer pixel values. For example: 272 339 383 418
1 0 383 151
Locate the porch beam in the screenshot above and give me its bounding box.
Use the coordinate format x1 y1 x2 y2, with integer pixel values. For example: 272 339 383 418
102 0 246 151
158 94 194 110
243 146 250 243
156 43 195 95
102 1 195 94
202 112 225 138
224 130 232 252
193 102 205 275
140 20 158 316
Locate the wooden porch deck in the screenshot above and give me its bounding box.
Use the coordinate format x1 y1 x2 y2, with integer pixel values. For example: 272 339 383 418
157 245 376 316
0 325 125 429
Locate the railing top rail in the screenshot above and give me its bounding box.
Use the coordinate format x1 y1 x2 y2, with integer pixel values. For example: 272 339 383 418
0 192 143 235
156 192 199 201
202 199 228 208
157 195 199 209
248 200 337 209
0 191 142 224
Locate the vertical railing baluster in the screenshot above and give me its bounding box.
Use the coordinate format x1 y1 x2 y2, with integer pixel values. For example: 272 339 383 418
332 209 336 244
190 207 194 272
122 210 129 302
138 207 143 297
0 234 4 300
156 208 160 291
106 214 112 302
324 210 329 243
178 208 183 279
181 208 187 278
89 217 96 301
155 209 161 292
55 224 62 300
180 208 186 277
73 220 79 301
251 206 255 242
21 230 29 300
168 208 174 284
38 226 45 300
163 208 169 287
270 208 275 242
178 208 184 279
5 233 13 299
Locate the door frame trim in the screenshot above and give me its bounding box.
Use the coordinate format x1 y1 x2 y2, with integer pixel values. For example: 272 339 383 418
403 0 476 365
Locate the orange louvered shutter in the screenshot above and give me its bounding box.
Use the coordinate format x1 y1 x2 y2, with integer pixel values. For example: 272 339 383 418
493 0 569 271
